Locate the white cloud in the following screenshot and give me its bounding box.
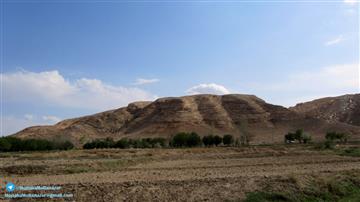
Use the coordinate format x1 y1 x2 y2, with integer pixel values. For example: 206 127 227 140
324 35 345 46
2 70 158 111
24 114 34 121
186 83 231 95
42 115 61 123
253 63 359 106
133 78 159 85
344 0 358 5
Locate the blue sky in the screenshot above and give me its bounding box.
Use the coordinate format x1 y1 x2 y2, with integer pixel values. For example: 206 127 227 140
1 0 359 135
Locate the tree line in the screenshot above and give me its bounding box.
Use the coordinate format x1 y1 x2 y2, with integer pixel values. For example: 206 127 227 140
82 133 236 149
0 130 351 152
83 137 167 149
0 136 74 152
284 129 350 147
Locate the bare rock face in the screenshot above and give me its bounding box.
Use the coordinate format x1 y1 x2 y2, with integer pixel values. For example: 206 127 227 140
12 94 360 146
290 94 360 126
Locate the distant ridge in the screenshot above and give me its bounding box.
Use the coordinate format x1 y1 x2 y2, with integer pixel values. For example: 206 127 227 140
290 94 360 126
13 94 360 147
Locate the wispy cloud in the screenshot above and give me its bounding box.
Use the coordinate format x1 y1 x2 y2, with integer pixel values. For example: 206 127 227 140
324 35 345 46
24 114 34 121
133 78 159 85
344 0 358 5
186 83 231 95
42 115 61 123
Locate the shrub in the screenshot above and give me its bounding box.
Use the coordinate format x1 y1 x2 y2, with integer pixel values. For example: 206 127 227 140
223 134 234 146
151 137 166 147
284 132 296 143
326 132 349 143
302 133 312 144
294 129 304 143
324 140 335 149
244 192 289 202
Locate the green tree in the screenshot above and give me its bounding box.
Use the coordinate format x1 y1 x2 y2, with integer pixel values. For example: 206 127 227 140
114 138 129 149
187 132 201 147
171 132 201 147
223 134 234 146
0 138 11 152
202 135 215 146
171 133 188 147
214 135 222 146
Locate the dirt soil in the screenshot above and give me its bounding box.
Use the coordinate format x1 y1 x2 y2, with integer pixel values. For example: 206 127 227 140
0 145 359 201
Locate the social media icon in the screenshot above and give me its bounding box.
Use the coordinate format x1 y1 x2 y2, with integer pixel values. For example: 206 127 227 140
6 182 15 192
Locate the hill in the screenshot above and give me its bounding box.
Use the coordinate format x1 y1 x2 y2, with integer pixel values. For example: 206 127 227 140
12 94 360 146
290 94 360 126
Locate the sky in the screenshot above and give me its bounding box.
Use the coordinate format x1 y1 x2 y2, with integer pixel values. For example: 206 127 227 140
0 0 359 136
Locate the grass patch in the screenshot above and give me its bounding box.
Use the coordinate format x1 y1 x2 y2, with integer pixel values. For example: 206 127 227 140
63 164 93 174
338 147 360 157
243 192 289 202
243 172 360 202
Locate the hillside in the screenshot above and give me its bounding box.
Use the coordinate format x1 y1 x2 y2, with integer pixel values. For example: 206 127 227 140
13 94 360 146
290 94 360 126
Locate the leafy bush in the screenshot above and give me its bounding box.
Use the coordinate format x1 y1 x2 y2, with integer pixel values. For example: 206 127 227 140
326 132 349 143
222 134 234 146
340 147 360 157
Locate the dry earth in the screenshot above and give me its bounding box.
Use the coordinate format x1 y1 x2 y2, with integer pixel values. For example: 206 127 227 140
0 145 360 201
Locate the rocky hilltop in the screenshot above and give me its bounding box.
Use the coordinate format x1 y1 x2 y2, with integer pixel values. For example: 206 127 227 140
13 94 360 146
290 94 360 126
